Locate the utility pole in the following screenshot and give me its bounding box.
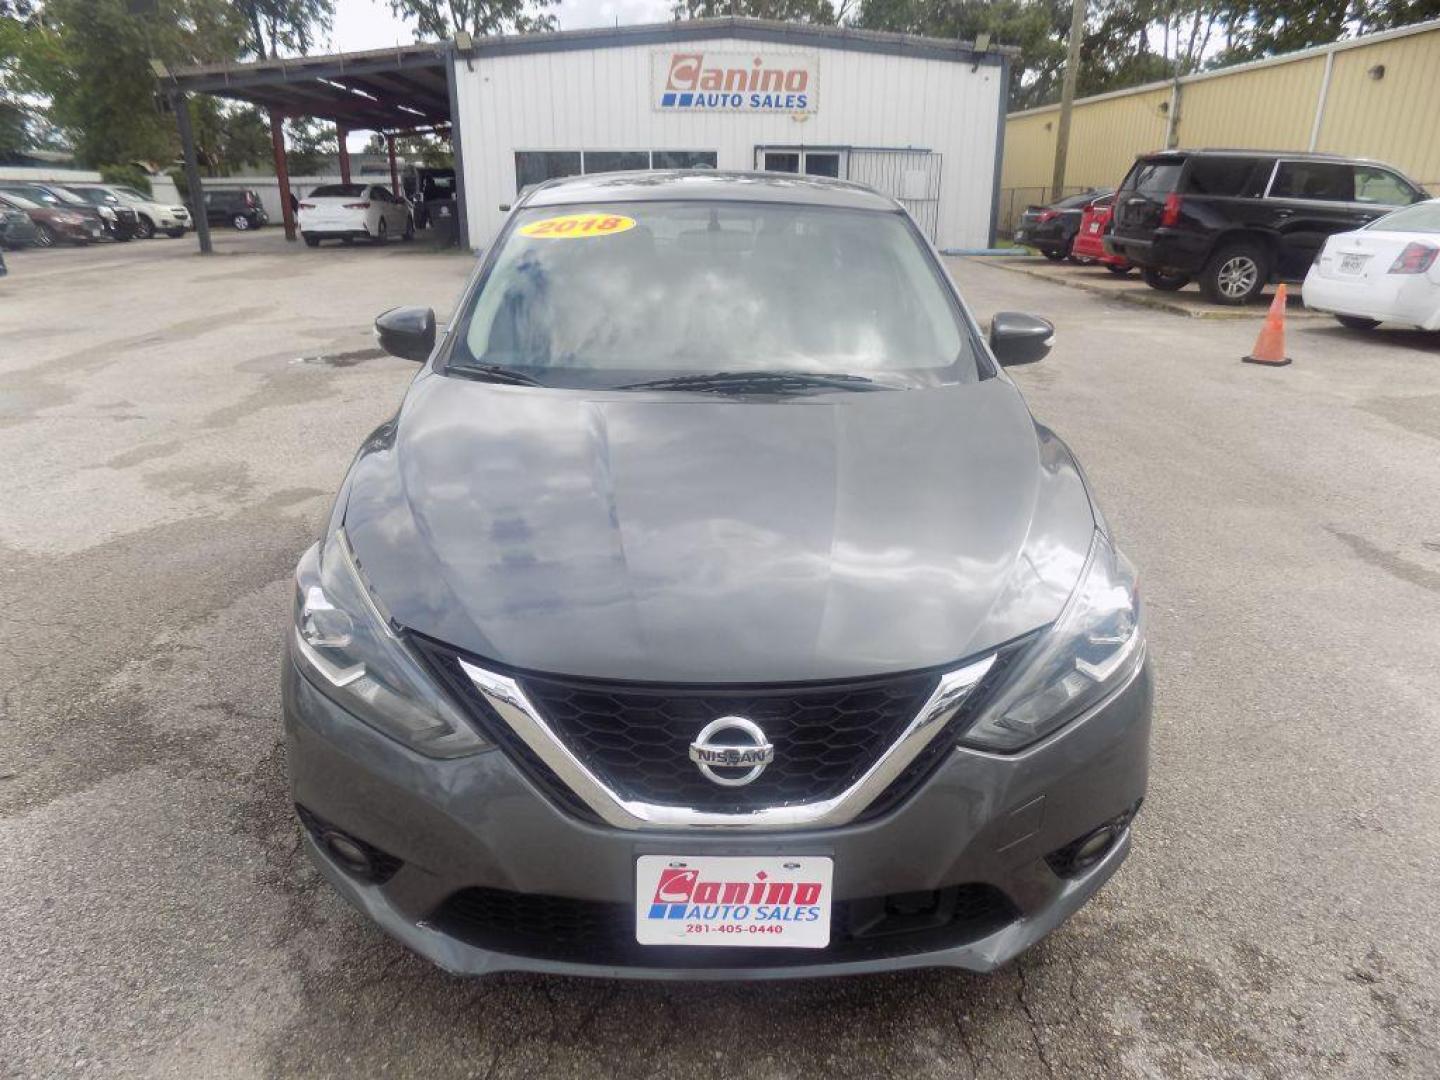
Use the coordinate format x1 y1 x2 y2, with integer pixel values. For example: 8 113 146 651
1051 0 1086 200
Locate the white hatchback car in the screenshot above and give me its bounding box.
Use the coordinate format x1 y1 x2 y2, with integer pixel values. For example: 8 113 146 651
1303 199 1440 331
298 183 413 247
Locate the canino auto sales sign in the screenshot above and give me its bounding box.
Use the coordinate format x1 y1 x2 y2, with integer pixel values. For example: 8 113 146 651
654 51 819 113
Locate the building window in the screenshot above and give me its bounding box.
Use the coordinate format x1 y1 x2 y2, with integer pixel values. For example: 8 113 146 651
583 151 651 174
651 150 717 170
515 151 583 191
515 150 718 192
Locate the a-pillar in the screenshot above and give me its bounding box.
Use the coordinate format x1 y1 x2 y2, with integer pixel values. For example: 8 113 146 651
269 108 297 241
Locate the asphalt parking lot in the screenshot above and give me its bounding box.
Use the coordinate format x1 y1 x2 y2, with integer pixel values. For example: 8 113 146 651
2 233 1438 1079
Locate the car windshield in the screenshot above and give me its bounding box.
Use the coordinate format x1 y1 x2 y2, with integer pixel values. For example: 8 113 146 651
310 184 367 198
113 187 149 203
3 185 62 206
1367 201 1440 235
46 187 89 207
70 188 116 205
450 201 976 390
0 192 40 210
1054 191 1104 209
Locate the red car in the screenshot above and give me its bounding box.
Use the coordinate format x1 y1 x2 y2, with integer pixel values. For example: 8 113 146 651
1071 196 1131 274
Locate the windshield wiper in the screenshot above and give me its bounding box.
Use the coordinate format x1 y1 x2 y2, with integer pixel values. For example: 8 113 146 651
617 370 885 394
447 361 544 386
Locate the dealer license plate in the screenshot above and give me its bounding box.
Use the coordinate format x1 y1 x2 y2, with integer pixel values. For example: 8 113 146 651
1340 253 1367 274
635 855 833 948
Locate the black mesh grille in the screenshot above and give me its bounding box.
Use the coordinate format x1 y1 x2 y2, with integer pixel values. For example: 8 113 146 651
413 632 1038 824
428 883 1018 968
514 669 938 812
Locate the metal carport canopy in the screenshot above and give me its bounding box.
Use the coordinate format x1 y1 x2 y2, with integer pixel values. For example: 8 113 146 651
161 42 459 253
167 43 453 132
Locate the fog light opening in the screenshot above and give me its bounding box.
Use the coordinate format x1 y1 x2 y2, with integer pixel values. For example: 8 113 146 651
322 830 374 876
1070 826 1117 872
1044 799 1141 880
295 805 404 884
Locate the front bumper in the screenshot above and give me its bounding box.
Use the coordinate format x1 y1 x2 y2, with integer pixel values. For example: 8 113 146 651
283 654 1152 979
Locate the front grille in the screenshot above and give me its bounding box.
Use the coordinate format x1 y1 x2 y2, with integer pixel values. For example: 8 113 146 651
415 634 1038 823
514 669 938 813
429 883 1018 968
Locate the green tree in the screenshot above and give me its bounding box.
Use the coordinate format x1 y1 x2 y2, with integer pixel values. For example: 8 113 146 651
855 0 1072 108
671 0 838 22
284 116 335 174
387 0 558 39
233 0 335 60
14 0 245 167
365 129 453 168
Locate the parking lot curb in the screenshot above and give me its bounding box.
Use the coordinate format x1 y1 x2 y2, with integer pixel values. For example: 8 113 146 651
963 256 1323 321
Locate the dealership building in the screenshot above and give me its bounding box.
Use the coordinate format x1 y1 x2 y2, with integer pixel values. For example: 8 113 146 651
167 19 1011 252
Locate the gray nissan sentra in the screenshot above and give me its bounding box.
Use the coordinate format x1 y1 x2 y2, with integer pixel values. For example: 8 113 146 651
283 170 1151 979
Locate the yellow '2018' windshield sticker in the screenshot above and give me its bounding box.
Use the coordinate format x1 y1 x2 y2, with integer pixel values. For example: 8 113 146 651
518 213 637 239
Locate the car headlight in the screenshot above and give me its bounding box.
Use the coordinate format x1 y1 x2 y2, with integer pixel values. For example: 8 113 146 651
290 529 490 758
960 531 1144 752
98 206 116 220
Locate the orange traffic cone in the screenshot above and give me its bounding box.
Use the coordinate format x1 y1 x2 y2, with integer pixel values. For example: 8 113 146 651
1243 284 1292 366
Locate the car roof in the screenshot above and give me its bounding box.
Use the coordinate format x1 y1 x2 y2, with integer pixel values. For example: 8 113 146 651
1139 148 1402 167
521 170 901 212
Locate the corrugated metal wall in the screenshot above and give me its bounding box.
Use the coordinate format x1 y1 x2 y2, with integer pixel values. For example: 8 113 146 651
1317 32 1440 188
1000 20 1440 228
452 36 1005 250
1174 56 1325 149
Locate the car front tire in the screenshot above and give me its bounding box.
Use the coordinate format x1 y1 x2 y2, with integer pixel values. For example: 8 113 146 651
1106 264 1132 276
1201 241 1270 305
135 215 155 239
1335 314 1381 330
1041 248 1066 262
1143 268 1191 291
232 214 251 231
374 217 388 244
303 234 321 248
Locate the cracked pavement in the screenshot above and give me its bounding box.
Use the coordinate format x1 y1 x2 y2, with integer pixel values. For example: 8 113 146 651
1 235 1438 1078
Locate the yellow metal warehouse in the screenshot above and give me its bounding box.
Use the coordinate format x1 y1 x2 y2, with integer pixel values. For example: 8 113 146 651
999 18 1440 232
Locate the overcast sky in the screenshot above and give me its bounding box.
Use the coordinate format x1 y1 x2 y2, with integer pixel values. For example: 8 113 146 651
330 0 675 52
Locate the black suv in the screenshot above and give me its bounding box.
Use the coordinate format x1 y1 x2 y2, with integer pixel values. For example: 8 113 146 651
201 189 269 231
1106 150 1427 304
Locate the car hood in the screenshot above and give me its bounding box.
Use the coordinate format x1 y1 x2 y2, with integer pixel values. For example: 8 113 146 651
341 373 1097 683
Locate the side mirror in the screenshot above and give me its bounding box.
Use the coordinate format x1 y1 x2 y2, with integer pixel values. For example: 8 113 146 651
990 312 1054 366
374 306 436 362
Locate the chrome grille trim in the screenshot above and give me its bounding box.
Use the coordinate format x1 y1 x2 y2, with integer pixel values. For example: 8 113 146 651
459 655 996 832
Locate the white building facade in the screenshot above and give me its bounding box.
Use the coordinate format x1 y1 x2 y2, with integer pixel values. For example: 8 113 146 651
450 20 1010 252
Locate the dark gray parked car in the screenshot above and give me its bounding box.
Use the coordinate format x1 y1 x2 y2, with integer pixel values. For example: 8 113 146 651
284 171 1152 979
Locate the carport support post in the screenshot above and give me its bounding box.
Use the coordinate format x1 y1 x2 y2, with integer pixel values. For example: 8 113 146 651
171 91 212 255
387 134 399 196
269 108 297 242
338 127 351 184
